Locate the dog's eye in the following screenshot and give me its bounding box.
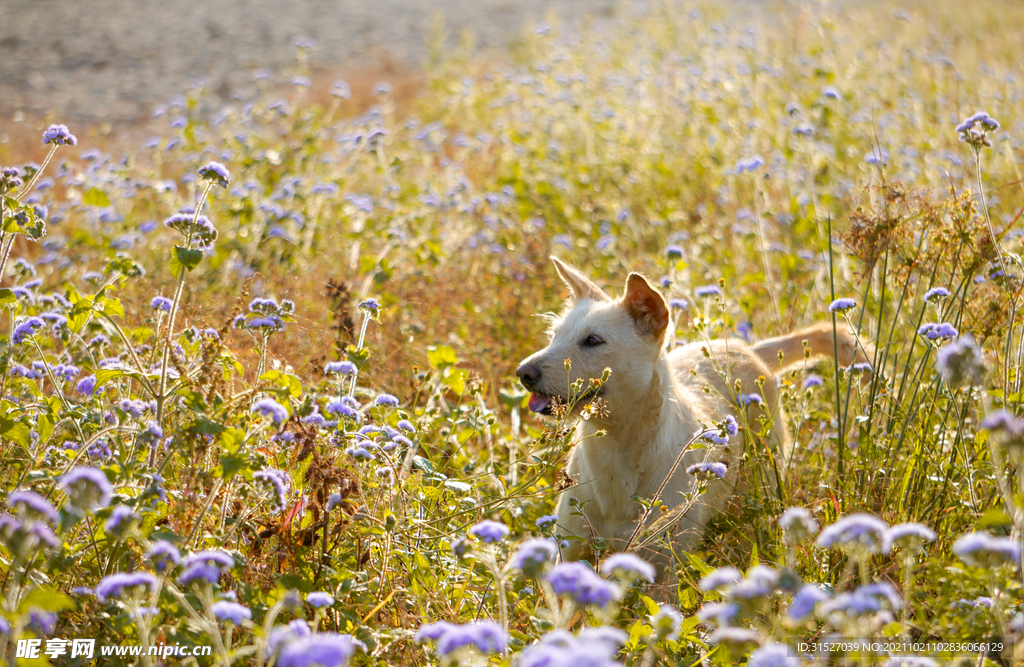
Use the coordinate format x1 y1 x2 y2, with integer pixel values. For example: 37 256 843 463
580 334 605 348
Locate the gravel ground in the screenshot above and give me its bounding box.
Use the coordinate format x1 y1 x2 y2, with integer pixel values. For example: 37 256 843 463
0 0 622 124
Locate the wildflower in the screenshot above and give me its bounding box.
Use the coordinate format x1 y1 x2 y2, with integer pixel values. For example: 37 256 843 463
686 461 728 480
747 643 799 667
816 513 888 553
700 566 742 592
848 362 872 374
669 298 688 310
416 621 507 657
511 538 557 576
164 213 218 248
536 514 558 529
27 609 57 637
151 296 173 311
374 393 399 407
277 633 362 667
698 601 740 626
884 522 936 553
306 592 334 608
198 161 231 188
105 505 138 533
42 124 78 146
145 540 181 572
695 285 722 298
828 297 857 313
779 507 819 544
212 601 251 625
952 532 1021 568
802 374 823 390
183 549 235 571
980 410 1024 450
666 245 684 259
326 400 358 419
358 298 381 317
788 584 830 621
12 316 46 344
469 519 509 543
600 552 656 583
331 80 352 99
822 86 841 99
60 467 113 512
918 322 958 340
7 490 59 524
957 112 1000 149
736 155 765 173
652 604 683 641
729 565 779 601
94 572 157 603
741 393 763 406
325 360 357 375
253 398 289 425
254 469 289 512
924 286 950 302
267 620 312 654
546 562 621 608
937 335 984 387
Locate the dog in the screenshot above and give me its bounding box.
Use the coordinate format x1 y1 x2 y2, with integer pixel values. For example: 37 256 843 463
516 257 867 569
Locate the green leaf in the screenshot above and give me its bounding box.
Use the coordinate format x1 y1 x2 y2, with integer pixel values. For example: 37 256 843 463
94 368 126 389
428 345 459 369
258 370 303 399
83 187 111 207
0 415 32 448
0 288 17 308
18 585 76 614
171 245 204 275
189 418 225 436
215 428 248 481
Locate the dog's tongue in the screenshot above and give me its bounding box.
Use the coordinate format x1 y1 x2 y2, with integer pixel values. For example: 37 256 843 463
528 393 551 413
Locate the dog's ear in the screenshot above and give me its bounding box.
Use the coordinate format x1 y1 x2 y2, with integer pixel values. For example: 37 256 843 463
623 273 669 337
551 256 610 302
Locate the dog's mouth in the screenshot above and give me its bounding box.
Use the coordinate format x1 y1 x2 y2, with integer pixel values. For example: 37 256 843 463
527 387 603 415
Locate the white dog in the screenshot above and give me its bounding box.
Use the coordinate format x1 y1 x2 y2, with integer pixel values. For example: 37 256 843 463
517 258 866 568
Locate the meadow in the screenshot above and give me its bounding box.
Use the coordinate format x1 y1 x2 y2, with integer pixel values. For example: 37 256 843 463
0 0 1023 664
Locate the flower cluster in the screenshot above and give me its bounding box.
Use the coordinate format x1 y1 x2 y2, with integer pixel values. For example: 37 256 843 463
956 111 1000 149
545 562 621 608
415 621 507 658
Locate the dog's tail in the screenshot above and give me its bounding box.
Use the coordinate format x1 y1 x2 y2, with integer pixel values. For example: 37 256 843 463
751 322 872 373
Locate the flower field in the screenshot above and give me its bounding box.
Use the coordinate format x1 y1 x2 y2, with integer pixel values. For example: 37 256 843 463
1 0 1024 664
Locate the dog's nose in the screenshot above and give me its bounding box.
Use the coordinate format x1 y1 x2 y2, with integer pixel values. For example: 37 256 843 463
516 364 541 388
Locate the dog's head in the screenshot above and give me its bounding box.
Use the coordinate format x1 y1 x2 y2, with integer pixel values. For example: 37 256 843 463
516 257 670 418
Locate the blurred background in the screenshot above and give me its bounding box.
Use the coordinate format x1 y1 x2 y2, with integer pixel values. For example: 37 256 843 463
0 0 624 126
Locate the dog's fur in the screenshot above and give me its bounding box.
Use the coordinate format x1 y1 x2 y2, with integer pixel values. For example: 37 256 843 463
517 258 867 569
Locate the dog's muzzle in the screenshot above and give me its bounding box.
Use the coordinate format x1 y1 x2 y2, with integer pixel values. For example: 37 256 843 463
516 364 554 413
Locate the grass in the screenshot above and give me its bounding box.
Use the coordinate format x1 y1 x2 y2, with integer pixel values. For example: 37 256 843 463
0 0 1023 665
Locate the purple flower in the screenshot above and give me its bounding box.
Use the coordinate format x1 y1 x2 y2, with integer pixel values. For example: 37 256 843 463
788 584 830 620
828 297 857 313
695 285 722 298
198 162 231 188
802 374 823 389
416 621 506 657
183 549 235 570
358 298 381 317
325 361 357 375
883 522 936 552
666 245 684 259
708 627 761 647
822 86 841 99
918 322 958 340
669 298 688 310
331 81 352 99
42 124 78 146
374 393 399 408
7 490 59 524
952 532 1021 568
736 155 765 173
253 398 289 425
747 643 799 667
686 461 728 479
652 604 683 641
511 538 557 576
212 601 251 625
306 592 334 608
699 566 742 592
397 419 416 433
601 552 656 582
145 540 182 572
254 469 290 512
151 296 173 311
469 519 508 543
267 620 312 654
95 572 157 602
779 507 819 543
12 316 46 344
937 335 985 387
816 513 888 553
698 602 739 626
277 633 361 667
924 287 950 302
741 393 763 406
178 563 222 586
326 400 358 419
546 562 621 607
105 505 138 533
76 375 98 396
27 609 56 637
535 514 558 529
60 466 113 511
